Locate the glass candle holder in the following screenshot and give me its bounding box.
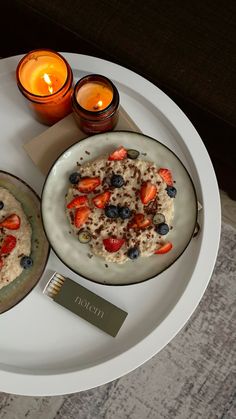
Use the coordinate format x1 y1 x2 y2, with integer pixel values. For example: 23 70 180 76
71 74 120 134
16 49 74 125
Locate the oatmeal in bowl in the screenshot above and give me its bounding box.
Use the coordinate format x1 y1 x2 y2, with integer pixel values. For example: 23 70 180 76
0 171 50 313
0 187 33 290
66 146 177 264
41 131 197 285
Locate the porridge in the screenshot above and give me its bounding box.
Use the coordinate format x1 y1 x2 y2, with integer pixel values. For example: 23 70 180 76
66 146 177 263
0 187 33 289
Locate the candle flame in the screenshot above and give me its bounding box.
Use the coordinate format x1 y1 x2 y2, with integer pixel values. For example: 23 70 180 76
43 73 53 94
93 100 103 110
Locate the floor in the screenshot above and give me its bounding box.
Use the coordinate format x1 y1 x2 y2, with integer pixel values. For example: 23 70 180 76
0 195 235 418
220 189 236 228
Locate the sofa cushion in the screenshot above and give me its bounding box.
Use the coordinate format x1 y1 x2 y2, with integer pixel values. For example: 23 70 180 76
20 0 236 128
1 0 236 197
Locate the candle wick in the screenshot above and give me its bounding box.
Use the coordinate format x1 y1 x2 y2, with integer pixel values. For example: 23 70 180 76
93 100 103 110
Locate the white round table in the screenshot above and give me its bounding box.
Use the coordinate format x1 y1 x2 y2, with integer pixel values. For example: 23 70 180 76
0 53 221 396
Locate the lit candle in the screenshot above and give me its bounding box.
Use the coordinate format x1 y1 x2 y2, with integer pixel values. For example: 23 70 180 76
76 81 113 112
16 49 74 125
72 74 119 134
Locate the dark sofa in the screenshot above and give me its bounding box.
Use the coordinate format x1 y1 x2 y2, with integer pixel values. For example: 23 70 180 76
2 0 236 198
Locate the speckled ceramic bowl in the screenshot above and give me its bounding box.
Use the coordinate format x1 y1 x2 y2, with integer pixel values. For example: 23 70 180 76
41 131 198 286
0 171 50 314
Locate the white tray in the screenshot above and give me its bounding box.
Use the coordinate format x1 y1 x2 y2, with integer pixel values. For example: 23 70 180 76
0 53 221 396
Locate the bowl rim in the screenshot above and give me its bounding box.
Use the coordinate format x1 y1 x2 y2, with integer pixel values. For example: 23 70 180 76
0 170 50 314
41 130 198 286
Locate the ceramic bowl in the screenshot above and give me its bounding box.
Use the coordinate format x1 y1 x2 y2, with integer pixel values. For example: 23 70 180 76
41 131 197 285
0 171 50 313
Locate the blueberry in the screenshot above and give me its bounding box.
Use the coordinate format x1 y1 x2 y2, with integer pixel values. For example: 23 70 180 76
0 201 4 210
166 185 177 198
119 206 131 219
127 247 140 260
69 172 80 184
155 223 169 235
105 205 119 218
20 256 33 269
111 174 124 188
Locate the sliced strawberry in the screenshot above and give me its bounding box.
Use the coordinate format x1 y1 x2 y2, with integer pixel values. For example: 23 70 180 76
67 195 88 209
154 242 173 254
108 146 127 161
74 207 91 229
138 218 152 229
1 235 17 254
0 257 4 269
103 237 125 253
128 213 152 229
129 214 145 229
78 177 101 193
92 191 111 209
0 214 20 230
140 182 157 205
158 168 173 186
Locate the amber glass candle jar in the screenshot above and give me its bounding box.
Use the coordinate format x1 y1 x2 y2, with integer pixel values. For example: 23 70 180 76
16 49 74 125
71 74 119 134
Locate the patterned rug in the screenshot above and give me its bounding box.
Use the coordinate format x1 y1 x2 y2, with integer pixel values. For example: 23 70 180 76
0 222 235 419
